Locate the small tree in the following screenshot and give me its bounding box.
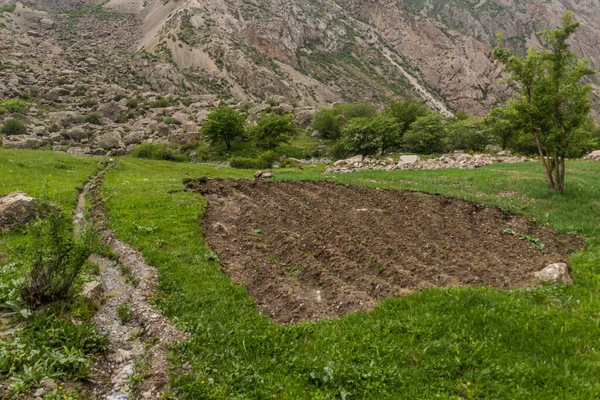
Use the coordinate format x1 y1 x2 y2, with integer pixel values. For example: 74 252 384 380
385 100 429 135
493 12 595 193
486 107 519 150
402 112 447 154
447 116 491 152
251 114 297 151
201 106 246 151
341 117 382 157
312 108 342 139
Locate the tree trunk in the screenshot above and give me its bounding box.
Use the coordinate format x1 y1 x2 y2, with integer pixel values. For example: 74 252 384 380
533 132 556 191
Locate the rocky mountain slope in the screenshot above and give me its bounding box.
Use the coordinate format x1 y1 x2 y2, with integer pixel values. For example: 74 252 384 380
0 0 598 154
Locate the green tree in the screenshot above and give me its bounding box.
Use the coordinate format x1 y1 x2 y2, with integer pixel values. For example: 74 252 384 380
486 107 519 150
493 12 596 193
251 114 297 151
385 100 429 134
312 102 377 139
402 112 447 154
370 114 403 153
201 106 246 151
341 117 382 157
312 108 341 139
447 116 491 152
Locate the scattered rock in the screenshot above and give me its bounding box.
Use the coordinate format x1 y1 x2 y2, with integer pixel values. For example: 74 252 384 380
534 263 572 284
97 101 123 121
399 155 420 164
96 132 125 150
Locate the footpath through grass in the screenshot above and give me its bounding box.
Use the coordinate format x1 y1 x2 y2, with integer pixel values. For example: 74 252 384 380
100 156 600 399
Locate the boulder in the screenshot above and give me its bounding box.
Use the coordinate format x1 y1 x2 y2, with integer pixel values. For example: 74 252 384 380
172 111 190 124
96 132 124 150
182 121 198 134
0 192 38 231
123 130 146 145
62 127 87 141
534 263 572 284
399 155 420 164
67 146 91 156
295 109 314 129
80 281 106 306
97 101 122 121
47 111 78 128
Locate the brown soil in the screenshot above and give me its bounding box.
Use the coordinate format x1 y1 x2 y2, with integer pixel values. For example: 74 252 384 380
186 178 583 324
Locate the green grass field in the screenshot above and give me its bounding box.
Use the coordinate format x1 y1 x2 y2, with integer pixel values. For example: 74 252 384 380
2 149 600 398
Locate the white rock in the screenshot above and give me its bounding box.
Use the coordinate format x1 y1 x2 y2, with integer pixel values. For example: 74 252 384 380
534 263 572 284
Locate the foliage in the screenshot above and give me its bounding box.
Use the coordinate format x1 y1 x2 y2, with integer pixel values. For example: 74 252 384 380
82 112 102 125
402 112 447 154
117 302 131 324
0 98 28 114
486 107 520 151
131 142 185 162
446 116 491 152
201 106 246 151
163 116 181 125
340 114 402 156
1 118 27 135
229 151 278 169
20 203 91 308
148 97 171 108
312 102 377 139
385 99 429 134
251 114 297 151
493 12 596 193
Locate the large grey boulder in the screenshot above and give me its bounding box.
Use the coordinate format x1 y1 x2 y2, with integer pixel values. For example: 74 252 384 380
0 192 38 231
62 127 88 141
97 101 123 121
96 131 124 150
123 130 146 145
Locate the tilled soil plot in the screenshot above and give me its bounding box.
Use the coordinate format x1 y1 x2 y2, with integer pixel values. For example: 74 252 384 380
186 178 583 324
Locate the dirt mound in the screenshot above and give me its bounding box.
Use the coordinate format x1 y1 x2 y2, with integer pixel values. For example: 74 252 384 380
186 179 583 324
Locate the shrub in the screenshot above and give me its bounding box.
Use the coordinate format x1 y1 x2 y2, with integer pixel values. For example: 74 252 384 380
279 158 299 168
83 112 102 125
201 106 246 150
131 142 184 162
75 86 87 96
229 151 278 169
114 93 127 101
21 203 91 308
0 98 28 114
312 108 341 139
251 114 297 150
1 118 27 135
80 97 98 108
328 140 351 160
126 98 140 109
403 112 447 154
149 97 170 108
163 116 181 125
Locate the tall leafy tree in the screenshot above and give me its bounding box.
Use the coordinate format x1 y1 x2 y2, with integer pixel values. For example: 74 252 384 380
251 114 297 151
201 106 246 151
493 12 595 193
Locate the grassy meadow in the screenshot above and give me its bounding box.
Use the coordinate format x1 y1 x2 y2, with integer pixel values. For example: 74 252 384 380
2 148 600 398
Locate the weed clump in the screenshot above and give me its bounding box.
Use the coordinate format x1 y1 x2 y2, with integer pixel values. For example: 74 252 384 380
20 203 91 308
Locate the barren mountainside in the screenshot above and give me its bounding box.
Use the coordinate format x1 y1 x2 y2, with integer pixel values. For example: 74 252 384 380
1 0 599 116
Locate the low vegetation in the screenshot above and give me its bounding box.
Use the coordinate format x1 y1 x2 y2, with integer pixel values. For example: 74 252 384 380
1 118 27 135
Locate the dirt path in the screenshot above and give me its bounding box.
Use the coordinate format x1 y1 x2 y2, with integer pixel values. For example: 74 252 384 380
187 178 583 324
75 165 187 399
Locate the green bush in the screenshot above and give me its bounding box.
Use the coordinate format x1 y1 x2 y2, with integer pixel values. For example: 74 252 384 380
0 98 28 114
116 302 131 323
251 114 297 150
446 117 492 152
279 158 299 168
21 203 91 309
385 100 429 134
229 151 278 169
149 97 170 108
80 97 98 108
126 98 140 109
1 118 27 135
164 116 181 125
131 142 185 162
75 86 87 96
403 112 447 154
82 112 102 125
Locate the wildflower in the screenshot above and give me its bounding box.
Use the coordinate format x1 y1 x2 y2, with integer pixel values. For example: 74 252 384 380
467 382 472 387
